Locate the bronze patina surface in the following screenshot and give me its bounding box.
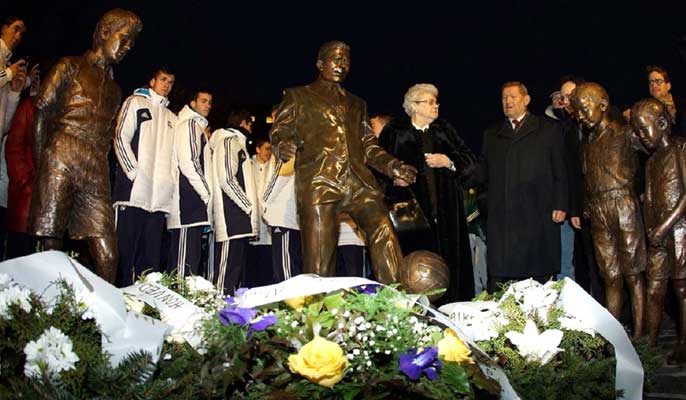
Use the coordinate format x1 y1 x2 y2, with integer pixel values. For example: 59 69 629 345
270 41 416 284
29 9 142 283
631 98 686 361
572 82 646 338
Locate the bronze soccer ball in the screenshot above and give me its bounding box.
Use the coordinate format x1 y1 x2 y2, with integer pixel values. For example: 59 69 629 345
399 250 450 302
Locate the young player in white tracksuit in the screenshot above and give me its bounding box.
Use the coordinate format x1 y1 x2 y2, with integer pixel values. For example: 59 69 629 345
209 127 258 294
113 84 177 285
262 158 302 282
246 149 274 286
167 104 212 277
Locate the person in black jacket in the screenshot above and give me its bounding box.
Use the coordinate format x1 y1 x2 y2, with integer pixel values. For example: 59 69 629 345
379 83 476 302
477 81 568 291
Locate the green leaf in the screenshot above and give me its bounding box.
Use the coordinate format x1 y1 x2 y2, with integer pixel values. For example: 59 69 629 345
442 363 471 394
323 291 345 312
306 299 323 318
343 386 361 400
316 311 335 330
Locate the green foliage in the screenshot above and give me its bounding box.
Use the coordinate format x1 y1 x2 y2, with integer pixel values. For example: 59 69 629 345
143 285 499 399
0 280 183 399
0 276 505 399
475 280 628 400
633 337 662 391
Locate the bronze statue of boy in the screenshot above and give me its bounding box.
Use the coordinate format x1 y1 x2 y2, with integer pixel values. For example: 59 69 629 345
631 98 686 362
571 82 646 338
29 9 142 283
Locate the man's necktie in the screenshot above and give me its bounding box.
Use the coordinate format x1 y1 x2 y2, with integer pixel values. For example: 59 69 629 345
512 119 520 130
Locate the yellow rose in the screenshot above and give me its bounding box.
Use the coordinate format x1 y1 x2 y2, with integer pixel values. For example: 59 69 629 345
283 296 307 310
437 329 474 364
288 336 349 388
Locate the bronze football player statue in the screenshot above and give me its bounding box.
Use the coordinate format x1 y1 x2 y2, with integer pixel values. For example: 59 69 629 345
571 82 646 338
29 9 142 283
270 41 417 284
630 98 686 362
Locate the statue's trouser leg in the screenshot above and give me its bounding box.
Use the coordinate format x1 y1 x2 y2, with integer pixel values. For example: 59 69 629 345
590 196 647 338
590 213 623 321
604 275 623 321
345 196 401 285
87 235 118 284
341 175 401 284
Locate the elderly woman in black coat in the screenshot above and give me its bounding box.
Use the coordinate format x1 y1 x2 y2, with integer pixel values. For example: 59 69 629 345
379 83 476 302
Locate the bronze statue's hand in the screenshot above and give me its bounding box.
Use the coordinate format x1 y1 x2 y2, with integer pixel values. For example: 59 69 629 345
277 140 297 161
552 210 566 223
393 163 417 184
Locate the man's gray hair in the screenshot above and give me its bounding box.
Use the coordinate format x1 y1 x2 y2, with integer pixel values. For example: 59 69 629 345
403 83 439 117
502 81 529 96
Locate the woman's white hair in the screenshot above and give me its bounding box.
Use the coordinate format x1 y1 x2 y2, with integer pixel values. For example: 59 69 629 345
403 83 439 117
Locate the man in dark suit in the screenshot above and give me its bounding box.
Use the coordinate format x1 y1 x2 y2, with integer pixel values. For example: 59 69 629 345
478 81 569 291
269 41 416 284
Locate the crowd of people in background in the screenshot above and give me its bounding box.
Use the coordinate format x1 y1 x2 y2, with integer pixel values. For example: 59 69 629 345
1 14 685 320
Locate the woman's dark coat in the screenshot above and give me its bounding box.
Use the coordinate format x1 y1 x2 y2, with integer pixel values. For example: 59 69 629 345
379 117 476 301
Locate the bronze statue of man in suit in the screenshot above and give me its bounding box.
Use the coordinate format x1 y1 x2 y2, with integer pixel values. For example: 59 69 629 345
29 9 142 283
270 41 417 283
571 82 646 338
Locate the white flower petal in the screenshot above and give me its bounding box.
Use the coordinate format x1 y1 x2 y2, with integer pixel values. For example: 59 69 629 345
23 327 79 380
144 272 164 283
505 319 563 365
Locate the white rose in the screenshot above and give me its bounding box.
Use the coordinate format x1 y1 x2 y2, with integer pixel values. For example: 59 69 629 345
144 272 164 284
185 276 215 293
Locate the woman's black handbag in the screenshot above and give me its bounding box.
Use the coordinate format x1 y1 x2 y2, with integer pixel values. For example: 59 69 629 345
387 187 432 239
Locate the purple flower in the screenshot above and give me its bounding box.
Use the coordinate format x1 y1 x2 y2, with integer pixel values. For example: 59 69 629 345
219 306 257 327
225 287 250 307
398 347 443 381
250 314 278 332
353 284 381 295
218 287 278 338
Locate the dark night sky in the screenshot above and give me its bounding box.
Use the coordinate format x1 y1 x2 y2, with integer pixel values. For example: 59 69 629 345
3 1 686 150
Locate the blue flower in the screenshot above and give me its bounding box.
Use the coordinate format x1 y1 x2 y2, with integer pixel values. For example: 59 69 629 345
250 314 278 332
218 287 277 337
353 284 381 295
219 306 256 327
224 287 249 307
398 347 443 381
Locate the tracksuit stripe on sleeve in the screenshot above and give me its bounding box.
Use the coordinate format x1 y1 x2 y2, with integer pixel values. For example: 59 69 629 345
224 138 251 208
115 97 136 172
